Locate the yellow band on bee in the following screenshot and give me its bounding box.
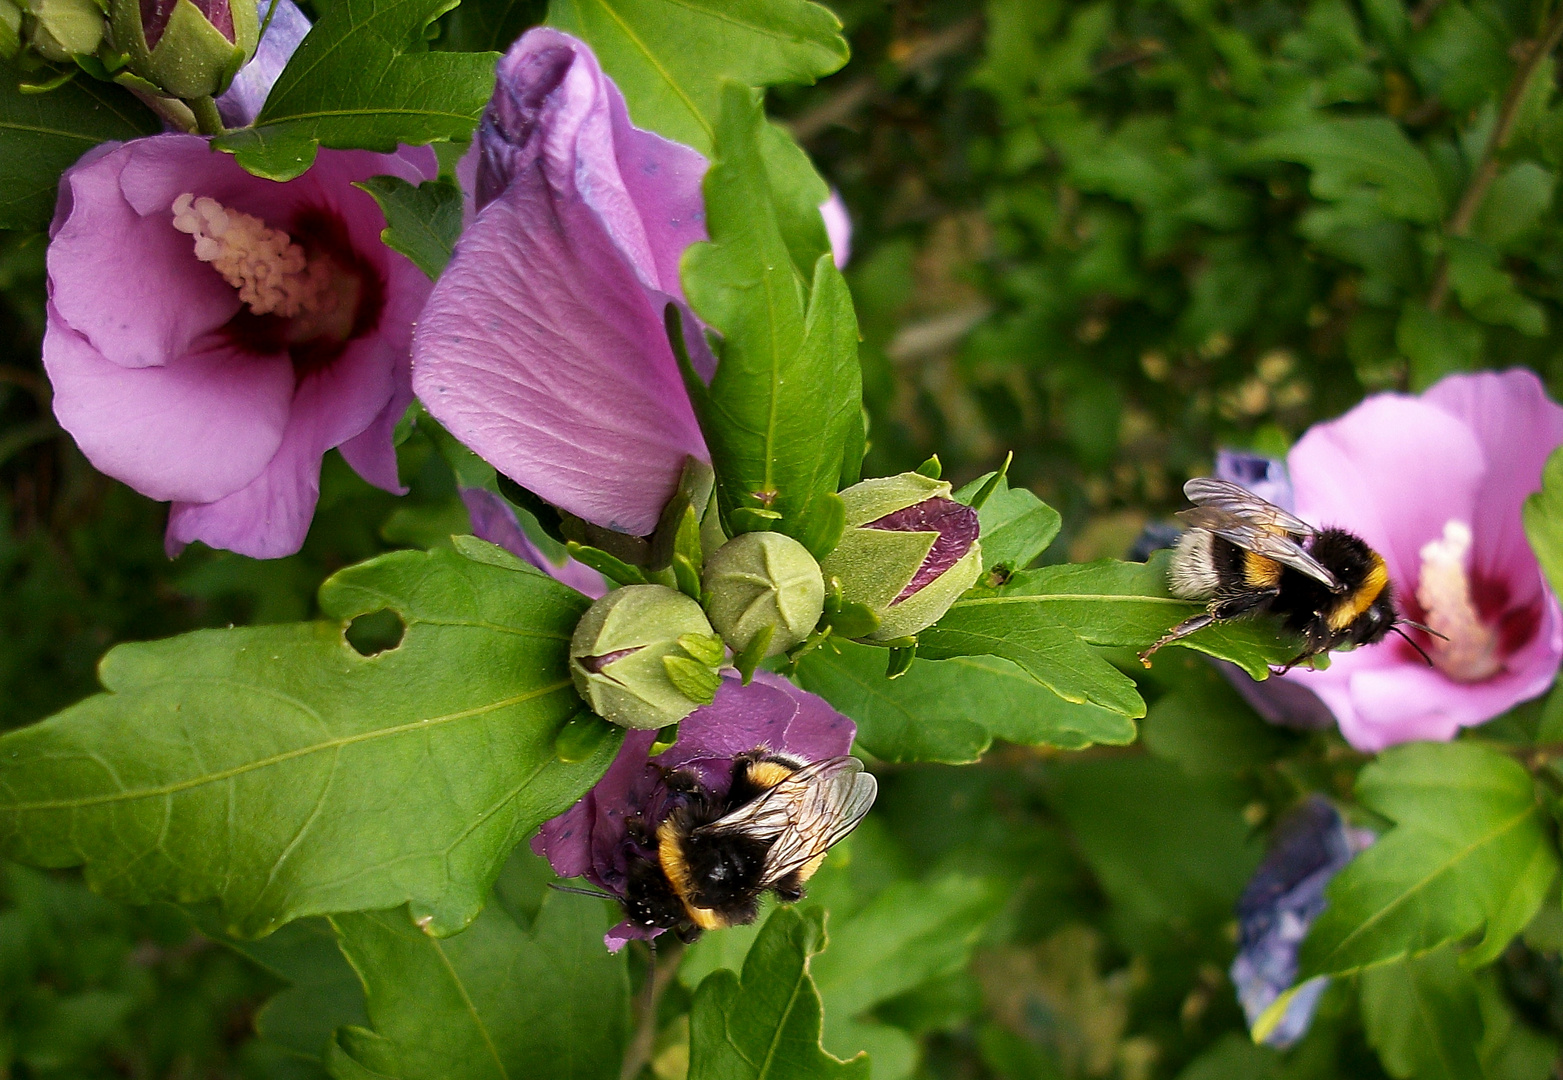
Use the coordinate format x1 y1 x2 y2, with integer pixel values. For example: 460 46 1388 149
1327 554 1389 631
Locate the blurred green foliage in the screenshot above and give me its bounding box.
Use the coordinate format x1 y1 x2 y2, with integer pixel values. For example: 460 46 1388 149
4 0 1563 1077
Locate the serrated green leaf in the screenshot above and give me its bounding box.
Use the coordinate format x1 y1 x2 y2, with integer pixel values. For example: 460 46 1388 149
212 916 369 1068
0 546 620 938
1299 742 1559 979
1446 237 1547 336
953 473 1060 572
918 601 1145 718
688 905 869 1080
795 640 1135 764
1251 117 1444 223
0 63 157 229
1360 946 1485 1080
354 174 463 279
214 0 497 181
546 0 847 156
961 554 1302 678
1524 446 1563 603
682 84 861 551
329 888 628 1080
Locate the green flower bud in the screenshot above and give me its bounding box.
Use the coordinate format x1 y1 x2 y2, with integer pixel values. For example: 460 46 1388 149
702 531 825 658
111 0 257 100
22 0 104 61
569 585 724 730
1 0 24 58
820 472 983 642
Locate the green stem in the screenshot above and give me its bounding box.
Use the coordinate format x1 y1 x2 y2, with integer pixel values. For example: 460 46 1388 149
189 95 226 136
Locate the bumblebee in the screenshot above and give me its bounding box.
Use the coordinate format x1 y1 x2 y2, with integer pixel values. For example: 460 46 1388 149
619 750 877 943
1140 478 1433 670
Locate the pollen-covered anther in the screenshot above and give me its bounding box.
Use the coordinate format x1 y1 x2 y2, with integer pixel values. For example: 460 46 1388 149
1416 519 1501 682
172 193 332 318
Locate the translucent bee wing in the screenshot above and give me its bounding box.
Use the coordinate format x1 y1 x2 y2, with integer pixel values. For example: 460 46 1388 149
1176 504 1342 592
1182 478 1315 539
697 756 877 888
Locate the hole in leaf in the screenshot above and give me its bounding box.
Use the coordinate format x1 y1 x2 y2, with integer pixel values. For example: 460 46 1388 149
345 609 406 656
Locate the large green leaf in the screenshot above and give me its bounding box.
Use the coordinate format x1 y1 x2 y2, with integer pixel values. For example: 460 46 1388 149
355 175 463 280
1360 947 1485 1080
795 640 1135 764
0 66 158 229
1045 756 1261 949
214 0 497 181
327 889 628 1079
682 84 861 554
918 599 1146 718
0 543 620 938
956 553 1302 678
1251 117 1444 224
546 0 847 155
1524 446 1563 602
688 906 868 1080
1299 742 1559 979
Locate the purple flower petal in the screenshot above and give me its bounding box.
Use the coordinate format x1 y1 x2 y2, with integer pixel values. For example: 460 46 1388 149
216 0 311 128
868 496 980 601
1231 798 1372 1048
460 487 607 597
412 29 710 537
531 672 856 950
1279 370 1563 751
821 191 851 269
45 134 434 559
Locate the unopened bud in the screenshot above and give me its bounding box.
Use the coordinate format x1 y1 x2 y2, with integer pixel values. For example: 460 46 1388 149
22 0 104 60
112 0 257 99
1 0 24 57
569 585 725 730
820 473 982 642
702 532 825 657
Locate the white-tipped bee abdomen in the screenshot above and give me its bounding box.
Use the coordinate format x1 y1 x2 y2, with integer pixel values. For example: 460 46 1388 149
1169 529 1220 599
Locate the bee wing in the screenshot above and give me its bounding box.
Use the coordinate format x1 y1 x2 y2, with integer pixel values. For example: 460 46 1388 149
1182 478 1315 538
1176 489 1341 591
697 756 878 889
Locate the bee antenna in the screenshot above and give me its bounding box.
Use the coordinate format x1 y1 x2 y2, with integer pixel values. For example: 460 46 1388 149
1395 618 1448 642
548 882 616 901
1390 625 1437 667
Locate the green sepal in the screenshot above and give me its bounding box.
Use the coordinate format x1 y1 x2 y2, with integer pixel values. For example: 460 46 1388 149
664 655 721 705
553 710 614 763
961 452 1013 512
671 501 705 601
795 490 846 563
915 455 942 480
821 600 880 640
732 624 773 685
565 542 647 587
872 636 919 649
677 632 727 668
648 723 681 757
885 642 918 679
0 0 21 58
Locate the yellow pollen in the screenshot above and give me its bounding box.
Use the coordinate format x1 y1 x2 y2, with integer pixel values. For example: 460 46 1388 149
1416 520 1501 682
171 193 332 318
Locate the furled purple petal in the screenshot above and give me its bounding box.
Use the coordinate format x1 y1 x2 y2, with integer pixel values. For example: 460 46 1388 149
531 672 857 950
821 191 851 269
216 0 311 128
460 487 607 598
1231 798 1372 1048
412 29 710 537
868 496 980 601
1278 372 1563 751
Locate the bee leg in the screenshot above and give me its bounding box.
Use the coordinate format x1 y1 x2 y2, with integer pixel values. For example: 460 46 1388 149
1139 613 1215 666
771 871 806 904
675 923 704 945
